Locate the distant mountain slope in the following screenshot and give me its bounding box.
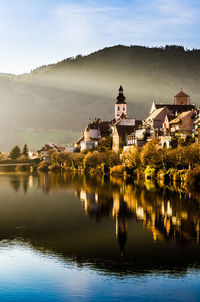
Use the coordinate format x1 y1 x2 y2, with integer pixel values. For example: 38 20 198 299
0 44 200 151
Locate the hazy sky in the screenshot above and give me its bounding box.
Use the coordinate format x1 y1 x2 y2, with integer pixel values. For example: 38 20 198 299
0 0 199 74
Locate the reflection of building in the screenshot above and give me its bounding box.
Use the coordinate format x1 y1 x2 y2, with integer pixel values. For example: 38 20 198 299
36 172 200 246
76 176 200 245
112 192 129 255
79 188 106 217
80 189 99 214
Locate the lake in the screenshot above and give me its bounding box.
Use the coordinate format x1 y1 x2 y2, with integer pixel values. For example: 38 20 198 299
0 172 200 301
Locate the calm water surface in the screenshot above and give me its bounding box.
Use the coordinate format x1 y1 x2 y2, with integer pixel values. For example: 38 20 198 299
0 172 200 301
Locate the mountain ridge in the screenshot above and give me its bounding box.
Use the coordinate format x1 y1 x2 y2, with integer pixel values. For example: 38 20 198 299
0 44 199 151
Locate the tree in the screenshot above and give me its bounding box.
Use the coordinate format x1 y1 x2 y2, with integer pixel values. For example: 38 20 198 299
57 151 68 167
97 136 112 152
69 153 84 169
48 149 58 163
140 139 163 169
22 144 29 159
83 152 104 170
122 147 140 171
10 145 21 160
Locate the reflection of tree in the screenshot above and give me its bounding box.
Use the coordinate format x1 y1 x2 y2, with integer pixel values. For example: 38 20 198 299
125 182 200 245
10 178 21 192
37 172 51 194
2 171 200 275
36 172 200 246
23 176 29 194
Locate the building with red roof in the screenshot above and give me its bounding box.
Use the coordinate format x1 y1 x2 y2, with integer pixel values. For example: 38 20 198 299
174 89 191 105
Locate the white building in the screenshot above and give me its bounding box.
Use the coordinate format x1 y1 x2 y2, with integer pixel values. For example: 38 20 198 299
80 141 98 152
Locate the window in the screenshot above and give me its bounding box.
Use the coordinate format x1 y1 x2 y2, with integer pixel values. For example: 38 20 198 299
123 106 125 111
118 106 120 111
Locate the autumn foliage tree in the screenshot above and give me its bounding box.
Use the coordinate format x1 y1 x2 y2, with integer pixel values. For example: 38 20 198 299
140 139 164 169
122 147 141 171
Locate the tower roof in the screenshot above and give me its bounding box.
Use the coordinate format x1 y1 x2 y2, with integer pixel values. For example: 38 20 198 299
116 85 127 104
174 90 190 98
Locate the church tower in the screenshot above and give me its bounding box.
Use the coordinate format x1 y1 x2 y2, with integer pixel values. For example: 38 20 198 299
174 89 191 105
115 85 127 120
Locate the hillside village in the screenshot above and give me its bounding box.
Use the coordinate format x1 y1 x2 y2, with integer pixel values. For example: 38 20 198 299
3 45 200 153
37 85 200 161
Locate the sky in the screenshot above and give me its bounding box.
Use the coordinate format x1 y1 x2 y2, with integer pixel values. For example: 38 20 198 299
0 0 199 74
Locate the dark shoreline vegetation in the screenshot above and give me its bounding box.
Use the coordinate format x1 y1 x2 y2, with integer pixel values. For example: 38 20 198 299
33 139 200 191
2 139 200 191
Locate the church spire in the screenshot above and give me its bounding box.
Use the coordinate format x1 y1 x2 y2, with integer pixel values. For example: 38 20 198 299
116 85 126 104
115 85 127 120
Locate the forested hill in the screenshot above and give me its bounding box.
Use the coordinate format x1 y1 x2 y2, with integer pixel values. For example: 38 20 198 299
0 45 200 151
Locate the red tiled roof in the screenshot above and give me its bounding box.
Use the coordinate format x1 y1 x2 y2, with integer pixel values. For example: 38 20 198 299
174 90 190 98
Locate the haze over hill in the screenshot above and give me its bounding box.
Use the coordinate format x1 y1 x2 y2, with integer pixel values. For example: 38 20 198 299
1 44 200 151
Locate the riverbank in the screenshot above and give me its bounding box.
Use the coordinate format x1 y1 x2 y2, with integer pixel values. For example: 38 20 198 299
35 139 200 190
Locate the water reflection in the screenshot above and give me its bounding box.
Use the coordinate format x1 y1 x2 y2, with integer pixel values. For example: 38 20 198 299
38 172 200 245
0 172 200 275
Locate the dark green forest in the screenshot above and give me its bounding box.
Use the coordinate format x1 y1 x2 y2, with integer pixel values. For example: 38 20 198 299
0 44 200 150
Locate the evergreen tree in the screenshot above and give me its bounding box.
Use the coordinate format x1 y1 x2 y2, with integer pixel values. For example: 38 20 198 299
10 145 21 160
22 144 29 159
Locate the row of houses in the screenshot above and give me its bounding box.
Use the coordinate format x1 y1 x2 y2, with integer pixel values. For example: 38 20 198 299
128 90 200 150
71 86 200 153
37 86 200 160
